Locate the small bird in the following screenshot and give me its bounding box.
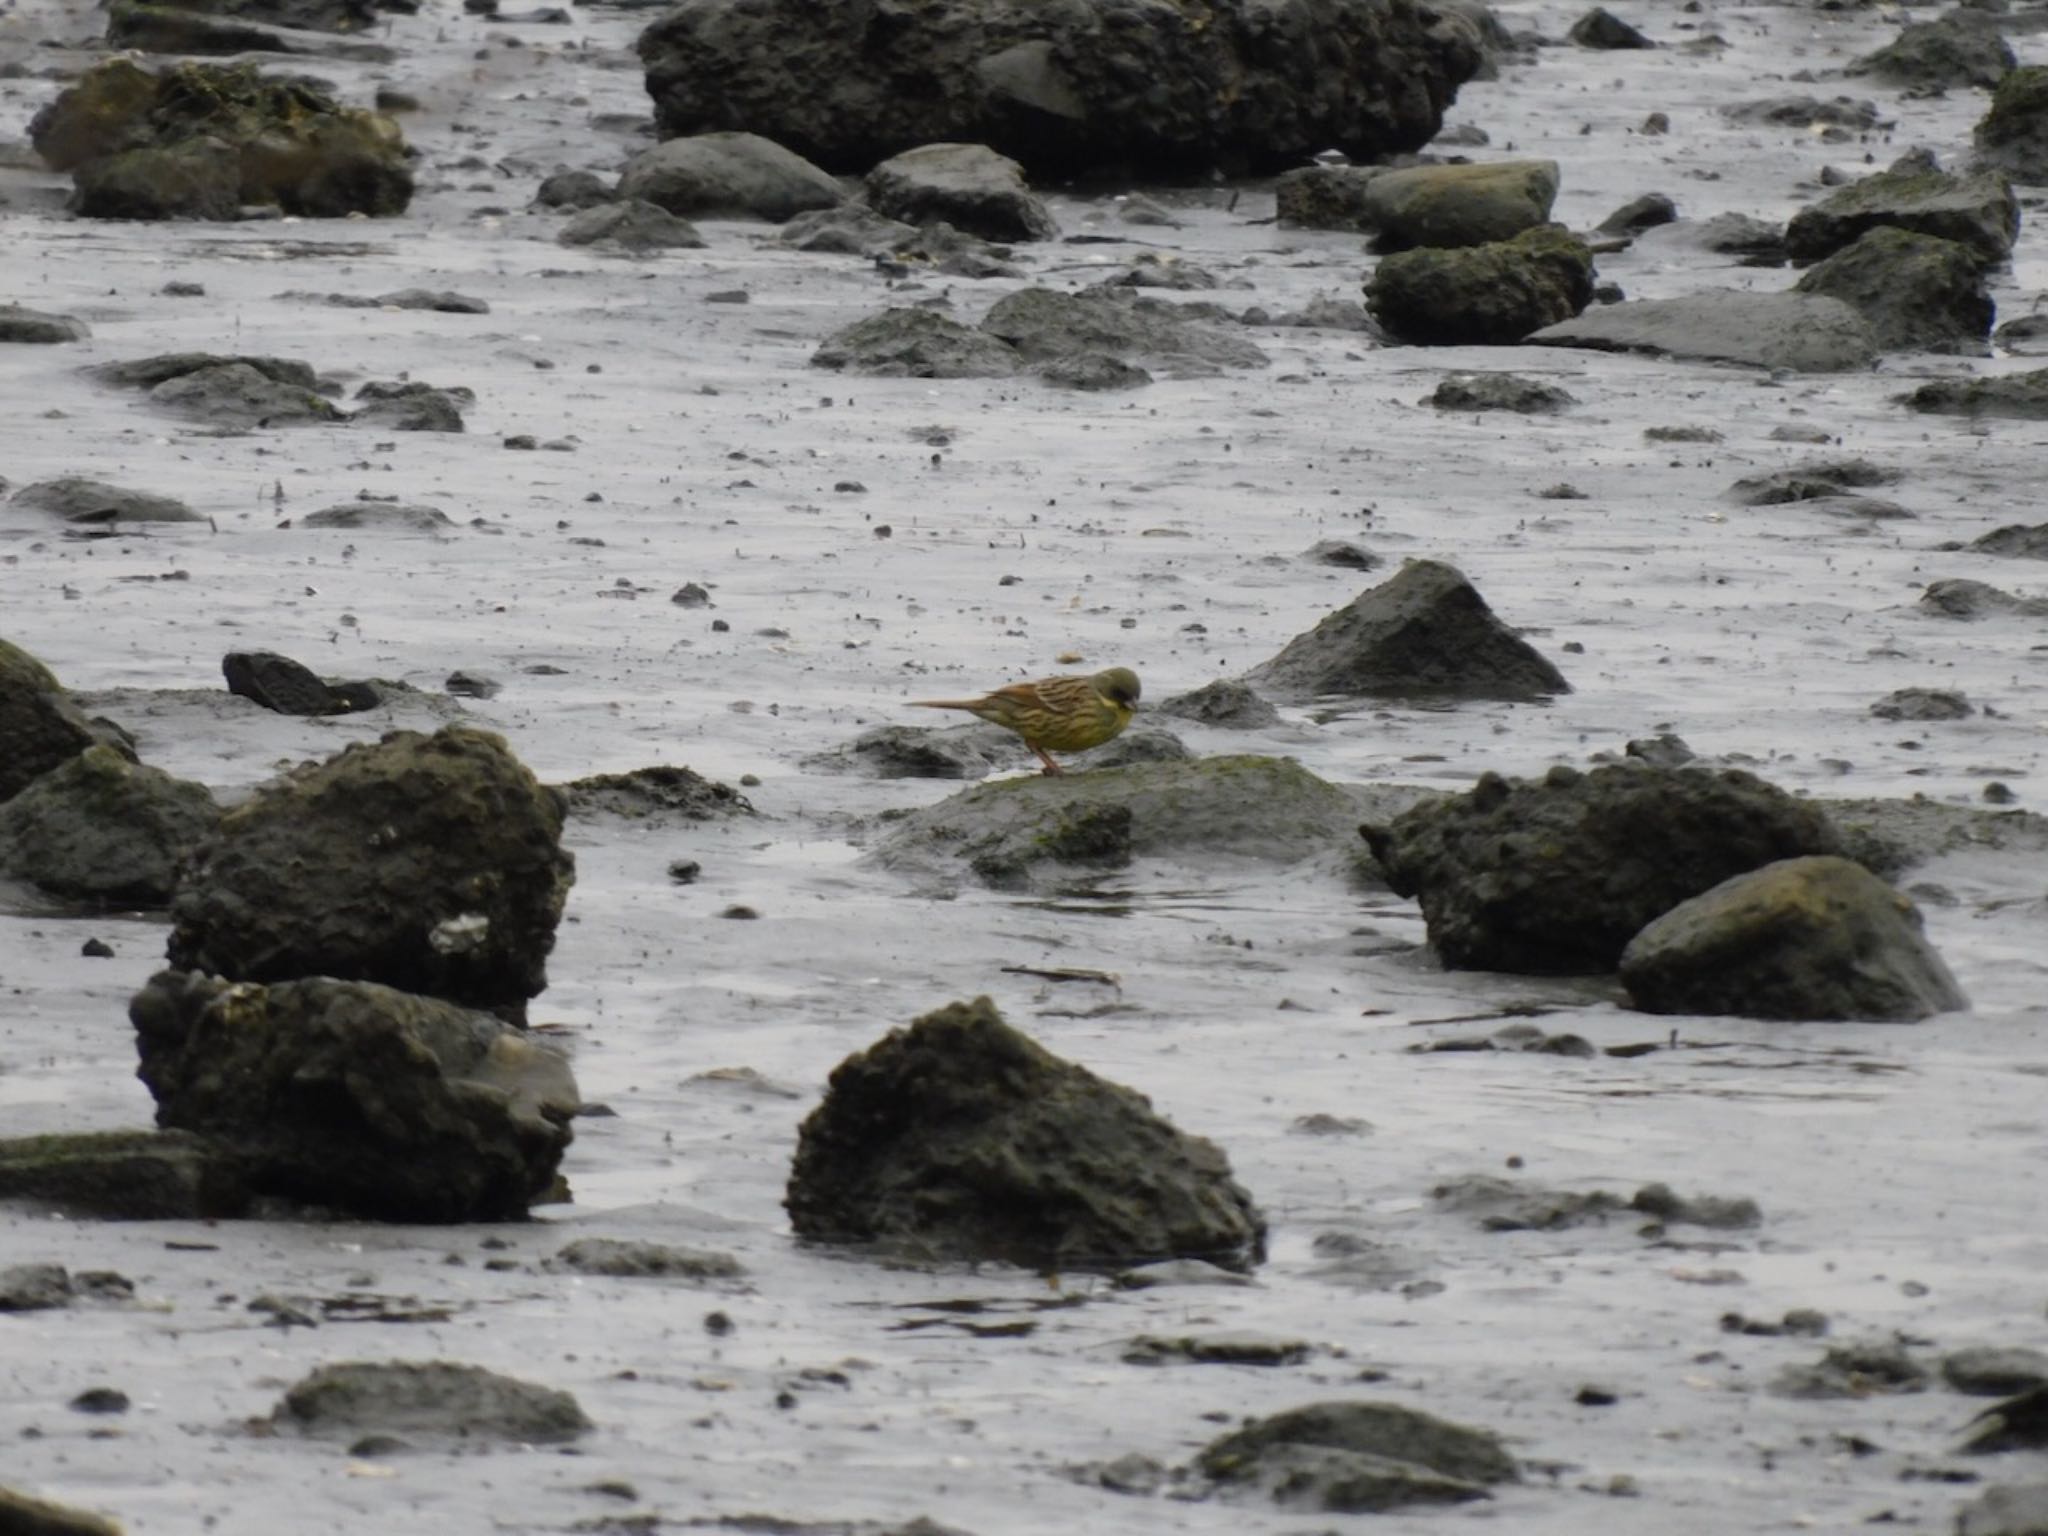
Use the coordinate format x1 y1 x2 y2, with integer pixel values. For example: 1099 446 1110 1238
910 666 1141 775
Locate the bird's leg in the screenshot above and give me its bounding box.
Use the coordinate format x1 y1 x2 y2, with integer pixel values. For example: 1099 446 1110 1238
1034 746 1064 776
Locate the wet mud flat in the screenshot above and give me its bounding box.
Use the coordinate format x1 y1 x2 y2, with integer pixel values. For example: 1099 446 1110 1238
3 0 2048 1531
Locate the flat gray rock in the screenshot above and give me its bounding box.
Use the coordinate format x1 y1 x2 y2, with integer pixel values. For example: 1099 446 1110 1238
1527 291 1877 372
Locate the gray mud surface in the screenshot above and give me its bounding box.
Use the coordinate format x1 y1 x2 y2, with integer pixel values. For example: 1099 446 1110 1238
2 0 2047 1531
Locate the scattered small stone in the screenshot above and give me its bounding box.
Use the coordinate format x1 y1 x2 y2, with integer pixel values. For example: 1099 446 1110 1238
1625 733 1696 767
80 938 115 958
1722 1308 1830 1338
1570 7 1653 48
1575 1385 1619 1407
720 904 759 920
69 1387 130 1414
1427 373 1576 413
1123 1331 1312 1366
1630 1181 1761 1230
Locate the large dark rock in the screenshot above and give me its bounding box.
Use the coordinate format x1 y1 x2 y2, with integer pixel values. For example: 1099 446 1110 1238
0 639 101 804
0 1129 253 1219
864 142 1055 242
31 58 411 220
870 753 1360 890
1850 11 2014 90
273 1360 590 1443
1784 164 2019 266
785 996 1267 1271
143 0 390 33
106 3 297 56
96 351 318 389
1975 65 2048 180
132 969 578 1221
1527 291 1877 372
1620 856 1967 1022
1196 1400 1518 1512
615 131 843 221
0 745 219 907
1361 764 1849 974
1901 370 2048 420
980 287 1269 374
1274 165 1385 231
636 0 1482 181
1793 226 1991 353
1241 559 1569 704
166 726 574 1022
1366 225 1593 345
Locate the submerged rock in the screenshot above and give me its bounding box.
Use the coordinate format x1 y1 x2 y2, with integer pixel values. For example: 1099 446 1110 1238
1367 225 1594 346
1870 687 1972 721
0 639 103 803
636 0 1482 180
980 287 1269 375
558 198 706 250
166 726 574 1023
150 362 343 427
1969 523 2048 559
1527 291 1877 372
805 721 1031 779
0 306 89 344
1153 679 1282 730
812 309 1023 379
1196 1400 1517 1511
298 500 456 532
132 969 578 1221
548 1238 743 1280
12 476 203 524
0 1129 253 1219
785 996 1266 1272
1920 577 2048 618
556 764 754 822
1362 764 1847 974
1241 559 1569 704
1426 373 1575 413
870 754 1358 890
1728 458 1899 506
1956 1483 2048 1536
1900 371 2048 421
0 745 218 907
222 649 378 715
274 1360 591 1443
1619 856 1968 1022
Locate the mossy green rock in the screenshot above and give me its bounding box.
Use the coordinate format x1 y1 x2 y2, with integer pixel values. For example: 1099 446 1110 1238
1793 226 1991 354
1366 225 1593 345
30 59 412 219
166 726 574 1022
0 1129 252 1219
1784 165 2019 266
1975 65 2048 180
0 745 219 906
786 996 1267 1272
0 639 100 804
870 754 1358 890
1619 855 1968 1021
1359 159 1560 251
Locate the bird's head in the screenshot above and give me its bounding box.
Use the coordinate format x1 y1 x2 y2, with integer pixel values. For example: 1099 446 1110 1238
1093 667 1142 709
